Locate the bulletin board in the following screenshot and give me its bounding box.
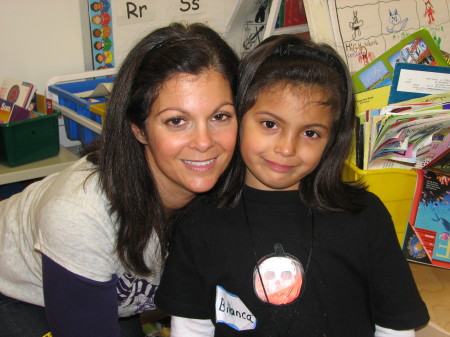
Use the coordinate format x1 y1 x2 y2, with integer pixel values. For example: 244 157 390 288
329 0 450 74
305 0 450 75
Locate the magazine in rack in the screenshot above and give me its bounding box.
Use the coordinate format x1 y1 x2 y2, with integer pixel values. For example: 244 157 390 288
403 148 450 269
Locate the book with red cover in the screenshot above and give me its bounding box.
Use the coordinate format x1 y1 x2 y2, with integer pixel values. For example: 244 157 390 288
403 147 450 269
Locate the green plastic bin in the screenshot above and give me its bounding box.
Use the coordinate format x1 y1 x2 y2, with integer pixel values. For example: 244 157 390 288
0 111 61 167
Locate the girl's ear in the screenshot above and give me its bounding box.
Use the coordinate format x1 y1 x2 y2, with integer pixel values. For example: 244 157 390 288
131 123 148 144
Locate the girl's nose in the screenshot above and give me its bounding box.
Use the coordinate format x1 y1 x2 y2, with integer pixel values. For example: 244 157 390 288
274 133 296 157
189 125 214 152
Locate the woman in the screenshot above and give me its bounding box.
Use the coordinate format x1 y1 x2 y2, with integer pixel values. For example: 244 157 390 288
0 22 239 337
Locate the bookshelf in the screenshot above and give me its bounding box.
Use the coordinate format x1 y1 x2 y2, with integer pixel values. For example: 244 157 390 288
0 146 79 185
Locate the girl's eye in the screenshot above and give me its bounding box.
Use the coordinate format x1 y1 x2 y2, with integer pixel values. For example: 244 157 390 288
212 113 231 122
166 117 187 127
304 130 319 138
262 121 278 129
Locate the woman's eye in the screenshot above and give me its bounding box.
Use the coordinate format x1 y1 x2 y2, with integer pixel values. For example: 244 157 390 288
304 130 319 138
212 113 231 122
262 121 277 129
166 117 187 127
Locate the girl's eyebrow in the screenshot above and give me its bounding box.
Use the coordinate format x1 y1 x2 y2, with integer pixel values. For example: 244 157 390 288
254 111 285 122
254 111 331 130
156 101 235 116
304 123 330 130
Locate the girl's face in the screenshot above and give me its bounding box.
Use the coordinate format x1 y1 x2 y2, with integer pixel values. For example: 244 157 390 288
240 84 333 191
132 70 237 209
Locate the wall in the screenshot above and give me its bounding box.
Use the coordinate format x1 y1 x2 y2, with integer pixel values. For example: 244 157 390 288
0 0 88 96
0 0 240 97
0 0 242 146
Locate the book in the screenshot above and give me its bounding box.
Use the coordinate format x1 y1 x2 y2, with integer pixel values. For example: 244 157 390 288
355 84 391 115
388 63 450 104
263 0 309 39
0 77 36 109
0 98 31 124
367 110 450 170
403 148 450 270
392 91 450 105
352 28 448 93
354 97 450 170
0 99 14 123
304 0 450 75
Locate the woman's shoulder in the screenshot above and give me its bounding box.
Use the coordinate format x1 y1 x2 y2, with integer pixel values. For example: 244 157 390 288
32 156 106 210
52 156 99 191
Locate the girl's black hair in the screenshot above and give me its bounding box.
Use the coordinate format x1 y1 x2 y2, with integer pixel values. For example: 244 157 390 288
218 34 366 212
85 22 239 276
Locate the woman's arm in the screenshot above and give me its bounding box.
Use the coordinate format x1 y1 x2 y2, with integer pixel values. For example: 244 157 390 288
170 316 215 337
42 254 120 337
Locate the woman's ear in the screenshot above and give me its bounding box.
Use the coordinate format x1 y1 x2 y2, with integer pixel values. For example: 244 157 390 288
131 123 148 144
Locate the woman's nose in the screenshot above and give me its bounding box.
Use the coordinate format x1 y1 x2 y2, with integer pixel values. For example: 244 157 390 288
189 125 214 152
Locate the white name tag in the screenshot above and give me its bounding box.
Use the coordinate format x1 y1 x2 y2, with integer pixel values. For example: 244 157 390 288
215 285 257 331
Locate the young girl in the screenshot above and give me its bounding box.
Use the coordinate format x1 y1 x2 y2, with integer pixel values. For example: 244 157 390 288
155 35 430 336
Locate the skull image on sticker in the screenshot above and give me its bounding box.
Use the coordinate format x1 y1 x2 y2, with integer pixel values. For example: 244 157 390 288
253 243 305 305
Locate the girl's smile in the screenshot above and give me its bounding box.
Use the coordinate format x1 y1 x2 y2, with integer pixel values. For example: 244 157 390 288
264 159 296 173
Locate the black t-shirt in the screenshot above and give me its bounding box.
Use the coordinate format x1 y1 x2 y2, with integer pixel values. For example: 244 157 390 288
155 186 429 336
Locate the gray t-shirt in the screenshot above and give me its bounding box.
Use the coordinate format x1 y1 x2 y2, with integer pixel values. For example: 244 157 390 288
0 156 161 316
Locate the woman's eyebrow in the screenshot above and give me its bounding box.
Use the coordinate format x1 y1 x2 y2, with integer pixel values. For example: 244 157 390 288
156 101 235 116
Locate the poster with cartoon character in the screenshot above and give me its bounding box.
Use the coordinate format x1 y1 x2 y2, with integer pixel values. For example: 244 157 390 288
88 0 115 70
327 0 450 74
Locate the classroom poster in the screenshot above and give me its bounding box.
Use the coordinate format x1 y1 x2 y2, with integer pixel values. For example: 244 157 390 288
327 0 450 74
88 0 115 70
226 0 270 57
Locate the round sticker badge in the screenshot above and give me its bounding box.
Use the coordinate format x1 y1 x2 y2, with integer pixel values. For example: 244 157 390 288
253 243 305 305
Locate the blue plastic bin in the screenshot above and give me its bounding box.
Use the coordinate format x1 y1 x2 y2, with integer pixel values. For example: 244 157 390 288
48 77 114 145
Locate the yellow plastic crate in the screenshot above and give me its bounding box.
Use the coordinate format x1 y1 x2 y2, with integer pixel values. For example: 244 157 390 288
89 103 107 124
343 161 418 244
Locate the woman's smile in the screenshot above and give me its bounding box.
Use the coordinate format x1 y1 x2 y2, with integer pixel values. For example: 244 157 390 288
182 157 218 171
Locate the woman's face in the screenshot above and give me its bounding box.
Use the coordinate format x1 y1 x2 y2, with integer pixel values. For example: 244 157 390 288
132 70 237 209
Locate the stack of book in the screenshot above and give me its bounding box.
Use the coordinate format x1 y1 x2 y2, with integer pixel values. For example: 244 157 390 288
403 148 450 269
356 96 450 171
0 77 36 124
345 28 450 270
352 28 450 172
